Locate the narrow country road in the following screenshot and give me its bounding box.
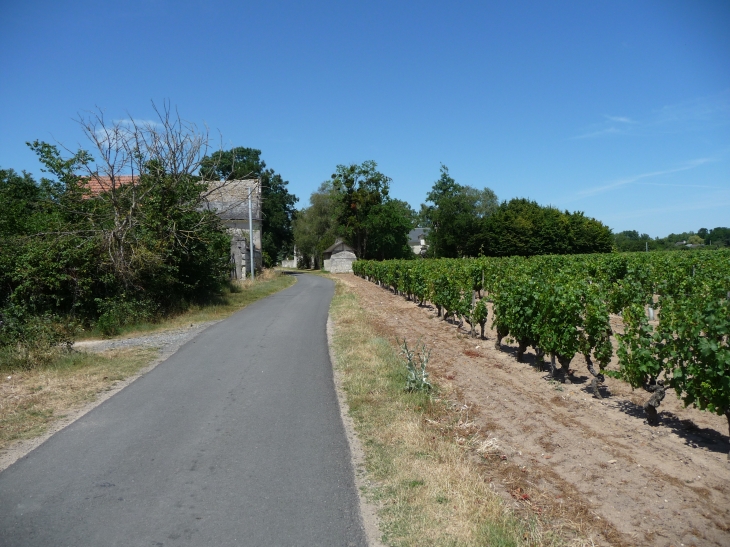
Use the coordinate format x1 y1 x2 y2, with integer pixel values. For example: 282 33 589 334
0 274 367 547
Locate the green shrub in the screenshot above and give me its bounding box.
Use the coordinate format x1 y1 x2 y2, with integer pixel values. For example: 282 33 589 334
94 298 157 336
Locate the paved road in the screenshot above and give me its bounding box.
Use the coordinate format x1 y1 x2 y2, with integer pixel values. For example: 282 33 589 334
0 274 367 547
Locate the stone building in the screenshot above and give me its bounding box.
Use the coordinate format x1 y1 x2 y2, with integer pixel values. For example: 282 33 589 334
203 179 262 279
322 238 357 273
408 227 430 256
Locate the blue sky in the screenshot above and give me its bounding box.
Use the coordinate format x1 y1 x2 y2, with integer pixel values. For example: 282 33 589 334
1 0 728 237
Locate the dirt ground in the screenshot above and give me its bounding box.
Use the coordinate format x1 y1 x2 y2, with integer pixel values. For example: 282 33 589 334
338 274 730 547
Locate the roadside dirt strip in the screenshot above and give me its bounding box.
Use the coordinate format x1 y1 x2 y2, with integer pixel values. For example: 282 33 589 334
338 274 730 547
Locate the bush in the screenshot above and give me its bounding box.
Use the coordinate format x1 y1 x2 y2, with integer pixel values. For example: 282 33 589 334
95 298 158 336
0 306 77 370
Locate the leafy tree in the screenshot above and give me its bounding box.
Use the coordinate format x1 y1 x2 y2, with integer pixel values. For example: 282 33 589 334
476 198 613 257
294 162 415 265
200 147 298 266
292 182 340 269
0 168 47 236
364 199 415 260
421 165 498 258
2 103 234 352
566 210 615 254
330 160 392 258
614 230 657 252
687 235 704 245
706 227 730 247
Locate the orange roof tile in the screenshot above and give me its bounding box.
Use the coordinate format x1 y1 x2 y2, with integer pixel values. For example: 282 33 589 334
82 175 138 197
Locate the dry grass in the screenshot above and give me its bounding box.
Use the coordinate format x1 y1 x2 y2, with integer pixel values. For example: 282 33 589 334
329 281 567 547
0 347 155 450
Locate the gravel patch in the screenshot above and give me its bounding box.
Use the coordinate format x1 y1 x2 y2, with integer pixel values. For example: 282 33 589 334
73 322 218 359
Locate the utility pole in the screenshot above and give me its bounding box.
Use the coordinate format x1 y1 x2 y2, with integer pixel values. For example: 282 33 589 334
248 183 255 280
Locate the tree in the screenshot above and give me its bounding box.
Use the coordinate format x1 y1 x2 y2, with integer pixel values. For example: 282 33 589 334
0 168 49 237
475 198 613 257
706 227 730 247
292 182 340 269
200 147 298 266
18 103 231 315
330 160 392 258
421 165 498 257
294 162 415 266
364 199 416 260
614 230 656 252
687 235 704 245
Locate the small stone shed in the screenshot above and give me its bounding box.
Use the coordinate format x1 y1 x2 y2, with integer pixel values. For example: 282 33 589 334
323 239 356 273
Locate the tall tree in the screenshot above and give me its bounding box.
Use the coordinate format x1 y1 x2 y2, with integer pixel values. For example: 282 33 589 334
476 198 613 256
0 168 48 236
292 182 340 269
706 226 730 247
422 165 498 257
199 147 298 266
330 160 391 258
364 199 416 260
1 103 233 345
294 162 415 266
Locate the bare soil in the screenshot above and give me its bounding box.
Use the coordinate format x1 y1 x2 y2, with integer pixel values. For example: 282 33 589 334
339 274 730 547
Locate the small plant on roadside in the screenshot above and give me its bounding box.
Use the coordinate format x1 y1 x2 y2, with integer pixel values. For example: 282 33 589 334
398 338 432 393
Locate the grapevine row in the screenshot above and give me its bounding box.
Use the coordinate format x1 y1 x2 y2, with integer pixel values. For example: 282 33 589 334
353 251 730 453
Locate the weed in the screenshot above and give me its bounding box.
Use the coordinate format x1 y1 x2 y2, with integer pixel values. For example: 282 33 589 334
398 338 432 393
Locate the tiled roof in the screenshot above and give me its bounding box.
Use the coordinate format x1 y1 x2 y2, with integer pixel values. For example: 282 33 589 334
83 175 138 196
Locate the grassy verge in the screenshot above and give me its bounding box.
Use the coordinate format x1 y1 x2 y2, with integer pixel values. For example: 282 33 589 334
329 279 561 547
0 271 296 451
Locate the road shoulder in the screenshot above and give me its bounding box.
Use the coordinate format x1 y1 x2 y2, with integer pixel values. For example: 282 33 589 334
328 315 386 547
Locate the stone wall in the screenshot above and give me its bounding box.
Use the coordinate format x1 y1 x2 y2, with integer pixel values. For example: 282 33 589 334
328 251 356 274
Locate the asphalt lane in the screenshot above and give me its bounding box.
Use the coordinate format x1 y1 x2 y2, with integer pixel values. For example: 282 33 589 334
0 274 367 547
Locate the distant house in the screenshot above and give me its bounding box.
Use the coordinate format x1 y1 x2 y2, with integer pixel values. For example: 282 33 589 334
323 238 356 273
408 227 430 256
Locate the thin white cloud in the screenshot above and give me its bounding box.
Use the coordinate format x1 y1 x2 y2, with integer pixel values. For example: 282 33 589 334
114 118 161 128
604 115 636 124
567 157 715 201
605 195 730 221
572 126 622 140
571 89 730 140
635 181 721 189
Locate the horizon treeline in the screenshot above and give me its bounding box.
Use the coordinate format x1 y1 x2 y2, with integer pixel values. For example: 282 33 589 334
614 227 730 252
293 162 614 266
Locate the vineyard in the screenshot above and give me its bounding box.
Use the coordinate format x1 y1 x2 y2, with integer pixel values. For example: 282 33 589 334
353 251 730 451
